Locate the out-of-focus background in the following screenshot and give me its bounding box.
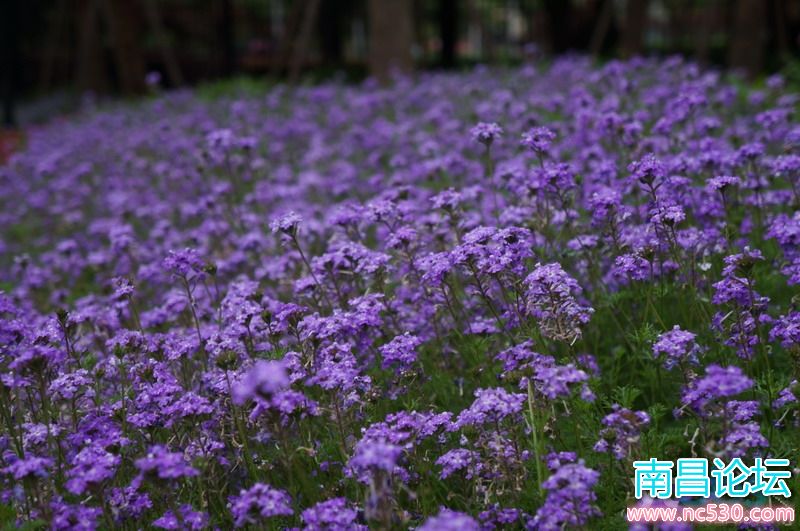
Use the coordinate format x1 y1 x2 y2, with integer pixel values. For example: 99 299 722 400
2 0 800 130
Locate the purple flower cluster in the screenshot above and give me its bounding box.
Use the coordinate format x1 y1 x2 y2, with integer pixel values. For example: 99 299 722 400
529 456 601 529
470 122 503 146
419 508 481 531
301 497 366 530
524 262 594 343
379 332 422 370
678 365 769 458
1 56 800 528
653 325 702 369
228 483 293 527
594 404 650 460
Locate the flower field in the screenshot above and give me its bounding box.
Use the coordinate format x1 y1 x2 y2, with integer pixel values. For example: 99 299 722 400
1 56 799 529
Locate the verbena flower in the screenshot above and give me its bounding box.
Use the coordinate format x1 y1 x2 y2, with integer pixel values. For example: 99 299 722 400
229 483 293 527
524 262 594 343
470 122 503 146
770 311 800 349
233 360 290 404
680 364 753 413
301 497 366 531
153 505 208 530
2 455 53 480
594 404 650 460
629 153 665 186
348 440 403 480
270 211 302 236
652 325 702 369
454 388 526 429
65 445 120 494
134 445 198 481
529 460 601 530
163 248 206 278
379 332 422 370
520 126 556 155
4 55 800 530
436 448 482 479
419 509 480 531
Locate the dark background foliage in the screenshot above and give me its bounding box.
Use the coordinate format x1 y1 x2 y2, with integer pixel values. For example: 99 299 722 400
2 0 800 127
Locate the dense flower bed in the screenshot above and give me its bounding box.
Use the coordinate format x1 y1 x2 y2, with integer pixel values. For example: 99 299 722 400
1 56 799 529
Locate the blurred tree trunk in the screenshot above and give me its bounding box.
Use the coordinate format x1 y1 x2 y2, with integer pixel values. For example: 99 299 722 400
589 0 613 57
439 0 458 68
543 0 573 53
729 0 767 77
526 6 552 54
39 0 69 93
774 0 789 58
368 0 414 82
693 1 713 65
289 0 321 82
144 0 184 86
319 0 344 67
220 0 236 77
76 0 107 94
274 0 305 76
99 0 146 94
621 0 648 57
1 0 19 125
469 0 495 62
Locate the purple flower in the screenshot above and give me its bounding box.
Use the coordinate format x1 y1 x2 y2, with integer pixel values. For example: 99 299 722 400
594 404 650 460
770 311 800 349
109 486 153 521
436 448 482 479
544 451 577 471
163 248 206 278
2 455 53 480
145 71 162 88
153 505 208 530
359 410 452 454
611 253 651 283
51 500 103 530
533 363 593 401
524 262 594 342
135 445 198 481
233 360 290 404
470 122 503 146
773 381 798 410
5 55 800 530
65 445 120 494
707 175 740 192
111 276 135 299
478 505 524 529
301 498 366 530
348 440 403 478
229 483 293 527
718 401 769 457
629 153 665 185
49 369 94 401
419 509 480 531
520 126 556 154
652 325 702 369
270 211 302 236
530 460 601 530
680 364 753 414
711 249 771 359
379 333 421 370
588 187 627 228
455 387 526 428
431 188 466 210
